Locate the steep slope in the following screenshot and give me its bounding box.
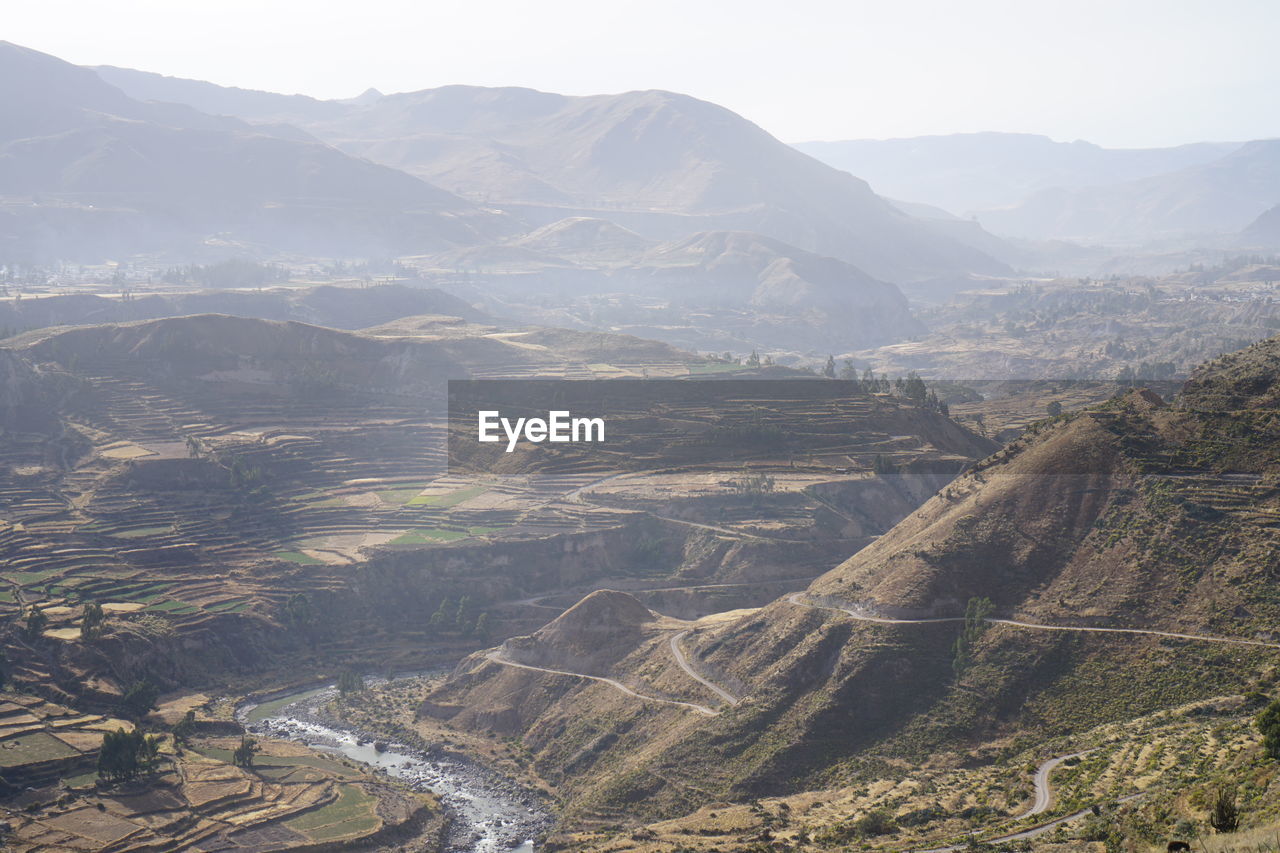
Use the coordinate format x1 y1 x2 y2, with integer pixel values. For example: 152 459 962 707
1241 203 1280 248
94 69 1011 284
977 139 1280 241
0 284 485 337
795 132 1239 213
424 341 1280 829
0 42 507 261
93 64 345 123
616 231 924 347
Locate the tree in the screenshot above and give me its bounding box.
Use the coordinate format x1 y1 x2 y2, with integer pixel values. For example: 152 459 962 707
1209 786 1240 833
232 735 258 768
337 669 363 696
903 373 928 406
455 596 474 630
823 355 836 378
839 359 859 382
171 710 196 744
872 454 896 476
120 680 160 719
746 350 760 368
474 612 492 643
23 605 47 640
97 728 161 783
1257 698 1280 759
1046 400 1063 417
428 598 453 635
81 600 106 642
284 593 313 627
952 597 994 677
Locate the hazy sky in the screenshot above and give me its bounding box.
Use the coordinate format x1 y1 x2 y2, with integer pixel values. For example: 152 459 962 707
9 0 1279 147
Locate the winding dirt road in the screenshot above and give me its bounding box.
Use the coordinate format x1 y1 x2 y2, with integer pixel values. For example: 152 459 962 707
1017 749 1094 819
668 630 741 706
484 650 721 716
786 593 1280 650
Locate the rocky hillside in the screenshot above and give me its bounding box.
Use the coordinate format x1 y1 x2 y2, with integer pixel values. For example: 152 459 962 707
423 337 1280 830
0 284 485 334
0 42 508 261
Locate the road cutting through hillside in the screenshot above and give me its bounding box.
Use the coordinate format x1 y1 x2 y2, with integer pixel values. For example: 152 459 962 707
668 630 742 706
484 650 721 716
1017 749 1094 819
786 593 1280 650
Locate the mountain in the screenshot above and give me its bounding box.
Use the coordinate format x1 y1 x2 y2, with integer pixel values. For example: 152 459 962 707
976 139 1280 242
0 283 485 334
0 42 508 261
1242 203 1280 248
93 64 345 123
618 230 923 346
795 132 1240 215
429 227 926 353
423 340 1280 830
94 67 1012 285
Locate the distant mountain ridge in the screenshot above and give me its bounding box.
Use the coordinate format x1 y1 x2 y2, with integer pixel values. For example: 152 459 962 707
0 42 509 262
978 138 1280 241
795 132 1240 215
92 66 1013 284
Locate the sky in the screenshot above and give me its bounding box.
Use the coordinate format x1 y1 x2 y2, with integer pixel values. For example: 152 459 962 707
7 0 1279 147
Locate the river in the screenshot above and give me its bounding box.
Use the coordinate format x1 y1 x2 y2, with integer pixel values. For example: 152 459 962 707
238 675 552 853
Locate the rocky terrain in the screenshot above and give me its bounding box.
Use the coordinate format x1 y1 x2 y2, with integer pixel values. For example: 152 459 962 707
418 335 1280 847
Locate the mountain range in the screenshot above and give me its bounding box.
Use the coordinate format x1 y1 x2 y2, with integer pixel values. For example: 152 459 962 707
800 131 1280 245
795 132 1239 214
91 63 1010 284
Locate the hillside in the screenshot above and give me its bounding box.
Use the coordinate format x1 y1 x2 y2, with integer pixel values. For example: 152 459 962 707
977 139 1280 241
617 231 923 347
426 228 926 354
421 339 1280 837
93 68 1012 284
1242 203 1280 248
0 42 507 261
795 132 1239 214
0 283 485 334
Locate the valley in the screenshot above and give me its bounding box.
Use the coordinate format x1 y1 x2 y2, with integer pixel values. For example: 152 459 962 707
4 18 1280 853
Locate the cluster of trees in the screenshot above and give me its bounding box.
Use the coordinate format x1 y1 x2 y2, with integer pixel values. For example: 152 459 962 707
232 735 258 768
1117 361 1178 383
322 258 416 280
120 680 161 720
427 595 491 641
820 360 953 416
727 470 776 502
161 258 289 290
337 669 364 696
23 605 46 640
951 597 993 677
81 601 106 641
97 728 161 783
224 454 270 503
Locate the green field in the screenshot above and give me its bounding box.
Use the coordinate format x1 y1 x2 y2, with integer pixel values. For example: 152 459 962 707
285 783 379 841
274 551 324 565
687 361 747 375
0 731 80 768
405 485 488 507
374 484 429 506
389 524 501 545
108 525 173 539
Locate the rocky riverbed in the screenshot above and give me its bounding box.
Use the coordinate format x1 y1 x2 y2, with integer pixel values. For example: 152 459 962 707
239 678 553 853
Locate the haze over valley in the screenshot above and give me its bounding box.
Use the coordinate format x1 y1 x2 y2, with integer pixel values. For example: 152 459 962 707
4 7 1280 851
